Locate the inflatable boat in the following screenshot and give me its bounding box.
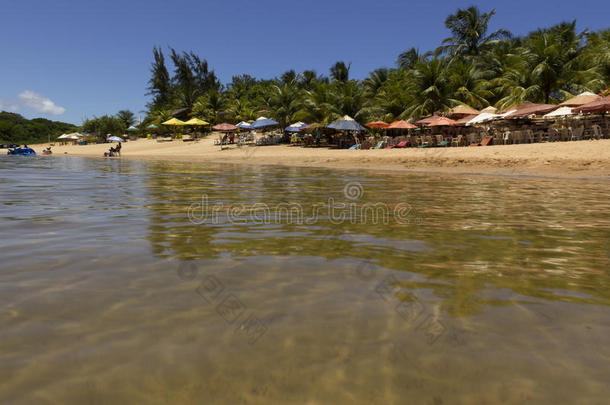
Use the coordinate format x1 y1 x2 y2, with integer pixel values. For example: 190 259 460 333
7 147 36 156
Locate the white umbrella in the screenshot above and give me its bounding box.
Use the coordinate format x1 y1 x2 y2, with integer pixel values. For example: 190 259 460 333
236 121 252 129
543 106 575 118
107 136 125 142
465 112 500 126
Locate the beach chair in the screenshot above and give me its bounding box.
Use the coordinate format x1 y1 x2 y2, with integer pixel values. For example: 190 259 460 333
434 135 449 147
451 135 463 147
480 135 493 146
569 127 581 141
375 141 384 149
394 141 408 148
348 144 360 150
512 131 522 144
409 135 420 148
592 125 603 140
558 128 570 142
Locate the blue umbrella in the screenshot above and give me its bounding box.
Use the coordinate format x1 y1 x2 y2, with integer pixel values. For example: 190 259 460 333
236 121 252 129
250 117 279 129
327 115 366 131
107 136 125 142
285 121 307 132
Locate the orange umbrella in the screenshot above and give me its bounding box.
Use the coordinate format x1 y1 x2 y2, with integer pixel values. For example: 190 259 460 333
414 115 442 125
365 121 389 128
388 120 417 129
427 117 458 127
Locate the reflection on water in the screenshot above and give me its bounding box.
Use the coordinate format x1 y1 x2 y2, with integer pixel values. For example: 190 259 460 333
1 156 609 404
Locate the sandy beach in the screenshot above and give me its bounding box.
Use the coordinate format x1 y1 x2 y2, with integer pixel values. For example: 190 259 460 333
32 135 610 179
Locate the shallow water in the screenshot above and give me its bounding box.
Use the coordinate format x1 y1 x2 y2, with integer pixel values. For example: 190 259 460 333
1 156 609 404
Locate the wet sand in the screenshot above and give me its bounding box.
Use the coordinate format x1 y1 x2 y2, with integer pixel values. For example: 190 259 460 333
33 135 610 179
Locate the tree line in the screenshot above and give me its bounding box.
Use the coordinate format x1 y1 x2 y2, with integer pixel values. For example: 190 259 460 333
144 7 610 128
0 111 77 144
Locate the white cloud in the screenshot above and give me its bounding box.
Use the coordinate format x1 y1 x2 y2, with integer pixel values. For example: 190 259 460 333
0 99 19 111
18 90 66 115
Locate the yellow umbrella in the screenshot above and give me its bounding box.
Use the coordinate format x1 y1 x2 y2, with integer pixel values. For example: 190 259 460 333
162 118 185 139
183 118 209 125
162 118 185 125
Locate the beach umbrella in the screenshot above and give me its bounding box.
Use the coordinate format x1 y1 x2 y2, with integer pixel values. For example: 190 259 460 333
127 126 139 132
236 121 253 129
365 121 389 128
107 136 125 142
183 118 209 125
559 91 601 107
301 122 323 133
572 97 610 113
454 114 479 126
387 120 417 129
58 132 82 139
146 124 158 129
212 123 237 132
505 103 558 119
427 117 458 127
465 113 499 125
450 105 480 117
543 106 575 118
162 118 185 126
162 118 186 137
414 115 442 125
251 117 279 129
285 122 307 132
327 115 366 131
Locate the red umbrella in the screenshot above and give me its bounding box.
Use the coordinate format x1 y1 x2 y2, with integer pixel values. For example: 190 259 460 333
415 115 442 125
212 123 237 131
427 117 458 127
388 120 417 129
572 97 610 114
365 121 389 128
454 114 478 126
504 103 558 119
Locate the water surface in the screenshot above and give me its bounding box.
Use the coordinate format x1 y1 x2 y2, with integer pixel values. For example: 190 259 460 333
1 156 609 404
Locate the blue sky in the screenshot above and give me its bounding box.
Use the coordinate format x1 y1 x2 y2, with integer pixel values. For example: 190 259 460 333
1 0 608 124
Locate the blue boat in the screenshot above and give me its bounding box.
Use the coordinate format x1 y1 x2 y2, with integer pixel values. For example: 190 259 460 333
7 147 36 156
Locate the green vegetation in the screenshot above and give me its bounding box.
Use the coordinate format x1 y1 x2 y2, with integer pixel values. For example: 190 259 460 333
145 7 610 127
0 111 77 144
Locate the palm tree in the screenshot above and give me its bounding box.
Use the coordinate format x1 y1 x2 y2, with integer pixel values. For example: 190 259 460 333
494 22 597 106
330 61 351 83
446 60 492 109
401 58 454 118
440 6 511 57
192 90 226 123
116 110 135 128
397 48 429 69
363 68 390 96
270 80 303 127
303 82 340 123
